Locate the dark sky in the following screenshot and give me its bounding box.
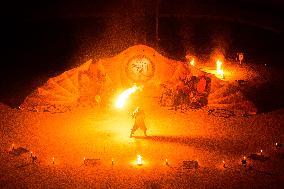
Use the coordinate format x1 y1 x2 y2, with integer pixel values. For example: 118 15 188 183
3 0 283 29
1 0 283 106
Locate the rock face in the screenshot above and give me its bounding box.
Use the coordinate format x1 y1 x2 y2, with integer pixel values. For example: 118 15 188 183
21 45 256 113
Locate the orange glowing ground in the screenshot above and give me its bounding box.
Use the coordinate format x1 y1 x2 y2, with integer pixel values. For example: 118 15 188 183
0 45 283 188
0 95 283 188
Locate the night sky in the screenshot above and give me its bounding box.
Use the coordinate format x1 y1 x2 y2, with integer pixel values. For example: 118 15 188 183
1 0 283 107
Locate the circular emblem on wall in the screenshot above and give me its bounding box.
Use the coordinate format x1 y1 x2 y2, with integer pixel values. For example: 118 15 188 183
126 55 155 82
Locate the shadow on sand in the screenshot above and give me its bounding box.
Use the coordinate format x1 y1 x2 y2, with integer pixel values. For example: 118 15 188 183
134 135 250 156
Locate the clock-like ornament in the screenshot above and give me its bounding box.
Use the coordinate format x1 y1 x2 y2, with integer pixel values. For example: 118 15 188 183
126 55 155 82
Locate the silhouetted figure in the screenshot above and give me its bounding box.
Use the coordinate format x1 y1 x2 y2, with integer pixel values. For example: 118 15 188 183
130 107 147 138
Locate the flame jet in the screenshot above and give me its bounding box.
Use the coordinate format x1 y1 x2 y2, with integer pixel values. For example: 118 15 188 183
115 84 143 109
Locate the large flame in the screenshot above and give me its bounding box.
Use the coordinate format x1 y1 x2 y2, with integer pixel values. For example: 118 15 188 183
216 60 224 79
115 84 142 109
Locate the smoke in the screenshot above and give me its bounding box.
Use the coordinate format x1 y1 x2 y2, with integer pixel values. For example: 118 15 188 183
71 16 145 67
95 15 147 57
71 1 149 66
209 23 232 63
179 18 232 63
179 20 195 57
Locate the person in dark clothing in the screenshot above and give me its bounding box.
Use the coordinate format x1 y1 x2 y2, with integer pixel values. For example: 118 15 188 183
130 107 147 138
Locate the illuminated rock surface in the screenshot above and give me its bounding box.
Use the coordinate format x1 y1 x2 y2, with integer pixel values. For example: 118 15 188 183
21 45 256 114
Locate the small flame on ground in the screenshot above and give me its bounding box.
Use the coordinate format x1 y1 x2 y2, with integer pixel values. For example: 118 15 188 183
222 160 226 168
166 158 169 166
243 156 246 160
115 84 142 109
137 155 142 165
190 58 195 66
52 157 55 164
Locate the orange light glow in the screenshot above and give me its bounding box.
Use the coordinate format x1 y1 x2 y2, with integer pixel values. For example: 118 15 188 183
243 156 246 160
115 84 142 109
216 60 224 79
190 58 195 66
52 157 55 164
137 155 142 165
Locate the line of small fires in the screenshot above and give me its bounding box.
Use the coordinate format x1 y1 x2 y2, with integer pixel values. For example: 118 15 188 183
9 142 282 169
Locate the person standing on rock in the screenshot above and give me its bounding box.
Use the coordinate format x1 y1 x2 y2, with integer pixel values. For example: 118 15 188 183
130 107 147 138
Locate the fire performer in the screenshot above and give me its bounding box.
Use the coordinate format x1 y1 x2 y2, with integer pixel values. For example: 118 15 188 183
130 107 147 138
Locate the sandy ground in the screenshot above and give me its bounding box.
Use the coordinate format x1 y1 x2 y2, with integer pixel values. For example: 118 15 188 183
0 93 284 188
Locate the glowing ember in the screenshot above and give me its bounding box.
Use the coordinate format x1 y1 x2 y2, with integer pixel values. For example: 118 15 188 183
275 143 282 148
137 155 142 165
216 60 224 78
115 84 142 109
242 156 247 165
190 58 195 66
